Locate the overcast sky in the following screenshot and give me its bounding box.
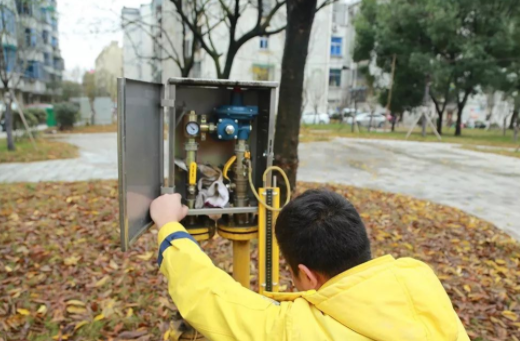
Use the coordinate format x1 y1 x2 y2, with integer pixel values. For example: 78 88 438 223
59 0 144 82
59 0 358 82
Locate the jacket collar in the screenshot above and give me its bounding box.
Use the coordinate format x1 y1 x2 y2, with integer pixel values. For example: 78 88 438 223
263 255 395 303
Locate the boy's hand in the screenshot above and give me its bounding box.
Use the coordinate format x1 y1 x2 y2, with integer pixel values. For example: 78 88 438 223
150 194 189 228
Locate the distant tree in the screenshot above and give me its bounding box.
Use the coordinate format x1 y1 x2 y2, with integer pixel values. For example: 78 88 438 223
304 69 326 122
61 80 83 101
122 6 205 78
378 63 424 131
82 71 97 125
354 0 519 136
169 0 335 79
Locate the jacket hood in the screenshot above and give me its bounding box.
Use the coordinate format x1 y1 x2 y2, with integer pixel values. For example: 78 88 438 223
304 255 461 341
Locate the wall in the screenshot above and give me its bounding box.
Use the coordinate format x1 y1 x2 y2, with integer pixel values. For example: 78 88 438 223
71 96 115 125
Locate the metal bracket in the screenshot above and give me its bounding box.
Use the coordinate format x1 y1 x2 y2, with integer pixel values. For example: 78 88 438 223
161 99 175 107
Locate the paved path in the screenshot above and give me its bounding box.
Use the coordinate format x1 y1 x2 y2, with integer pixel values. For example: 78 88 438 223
1 133 519 239
0 133 118 182
299 138 520 240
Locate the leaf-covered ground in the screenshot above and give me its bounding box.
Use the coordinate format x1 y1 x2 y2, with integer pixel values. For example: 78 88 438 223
1 181 519 341
0 139 78 163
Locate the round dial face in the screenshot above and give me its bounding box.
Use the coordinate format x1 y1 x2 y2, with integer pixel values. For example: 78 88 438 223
185 122 200 136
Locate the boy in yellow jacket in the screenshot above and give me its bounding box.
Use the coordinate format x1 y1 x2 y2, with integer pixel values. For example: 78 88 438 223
151 190 470 341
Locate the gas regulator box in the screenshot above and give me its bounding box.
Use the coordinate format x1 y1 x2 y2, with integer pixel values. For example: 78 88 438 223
118 78 279 251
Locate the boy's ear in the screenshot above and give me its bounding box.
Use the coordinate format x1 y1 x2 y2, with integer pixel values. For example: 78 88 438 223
298 264 320 290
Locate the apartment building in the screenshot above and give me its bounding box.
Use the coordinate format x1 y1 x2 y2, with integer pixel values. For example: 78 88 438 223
94 41 123 100
0 0 64 103
122 0 364 113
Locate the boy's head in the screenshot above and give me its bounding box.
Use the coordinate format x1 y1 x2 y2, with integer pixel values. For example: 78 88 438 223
275 189 371 291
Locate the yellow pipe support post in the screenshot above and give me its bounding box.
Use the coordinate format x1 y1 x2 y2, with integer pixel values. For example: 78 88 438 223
233 240 251 288
258 187 281 295
272 189 280 292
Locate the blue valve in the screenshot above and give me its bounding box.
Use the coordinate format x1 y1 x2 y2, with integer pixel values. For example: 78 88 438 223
214 88 257 141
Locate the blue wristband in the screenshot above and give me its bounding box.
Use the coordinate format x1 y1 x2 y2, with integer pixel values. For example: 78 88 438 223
157 231 199 267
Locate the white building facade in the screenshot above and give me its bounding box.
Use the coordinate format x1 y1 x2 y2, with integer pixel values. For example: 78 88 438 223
122 0 363 114
0 0 64 103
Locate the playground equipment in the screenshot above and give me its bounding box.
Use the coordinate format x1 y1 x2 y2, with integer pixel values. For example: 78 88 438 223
117 78 289 296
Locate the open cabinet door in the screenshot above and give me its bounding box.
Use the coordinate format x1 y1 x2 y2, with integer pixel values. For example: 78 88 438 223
117 78 164 251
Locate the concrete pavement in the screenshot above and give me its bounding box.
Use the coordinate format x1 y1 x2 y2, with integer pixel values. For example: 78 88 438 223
0 133 118 182
299 138 520 239
1 133 519 239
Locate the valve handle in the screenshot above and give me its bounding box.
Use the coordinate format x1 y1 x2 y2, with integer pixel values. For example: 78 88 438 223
189 162 197 185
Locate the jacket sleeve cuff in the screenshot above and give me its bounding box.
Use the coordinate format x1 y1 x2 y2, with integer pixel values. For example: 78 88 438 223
158 222 187 247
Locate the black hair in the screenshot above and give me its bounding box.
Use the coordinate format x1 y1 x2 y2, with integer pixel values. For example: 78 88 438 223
275 189 371 278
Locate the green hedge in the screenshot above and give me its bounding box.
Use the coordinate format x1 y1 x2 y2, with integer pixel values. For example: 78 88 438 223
55 102 80 130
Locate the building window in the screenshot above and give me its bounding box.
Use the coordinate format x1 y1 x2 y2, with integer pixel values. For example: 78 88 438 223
25 28 37 47
259 36 268 50
329 69 341 87
43 52 50 65
330 37 342 57
42 30 49 44
25 61 44 79
1 9 17 35
53 57 62 70
3 46 16 72
51 36 58 48
51 18 58 31
252 64 273 81
16 0 33 15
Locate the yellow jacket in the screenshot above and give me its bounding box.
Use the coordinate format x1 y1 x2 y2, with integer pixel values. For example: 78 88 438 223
158 222 470 341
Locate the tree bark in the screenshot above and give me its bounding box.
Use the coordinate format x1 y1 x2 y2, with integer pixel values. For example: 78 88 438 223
509 109 518 130
514 118 519 143
436 110 444 135
391 113 397 132
274 0 317 198
455 91 471 136
5 100 15 151
455 110 463 136
89 98 96 126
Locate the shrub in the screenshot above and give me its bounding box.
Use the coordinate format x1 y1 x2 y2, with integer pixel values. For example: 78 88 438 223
55 102 79 130
25 108 47 124
13 110 38 130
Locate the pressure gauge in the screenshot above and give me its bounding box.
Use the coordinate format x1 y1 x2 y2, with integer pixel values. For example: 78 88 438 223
185 122 200 137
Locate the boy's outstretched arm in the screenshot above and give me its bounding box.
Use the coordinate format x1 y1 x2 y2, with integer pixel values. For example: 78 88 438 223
152 194 290 341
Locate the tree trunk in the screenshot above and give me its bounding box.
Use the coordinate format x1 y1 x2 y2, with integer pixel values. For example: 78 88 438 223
4 101 15 151
221 45 240 79
455 110 463 136
436 110 444 135
274 0 317 198
509 109 518 130
421 115 426 137
391 113 397 132
89 98 96 126
455 91 470 136
514 118 519 143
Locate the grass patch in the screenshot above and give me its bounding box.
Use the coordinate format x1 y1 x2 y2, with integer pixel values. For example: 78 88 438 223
461 145 520 159
0 138 78 163
300 124 519 149
48 124 118 134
